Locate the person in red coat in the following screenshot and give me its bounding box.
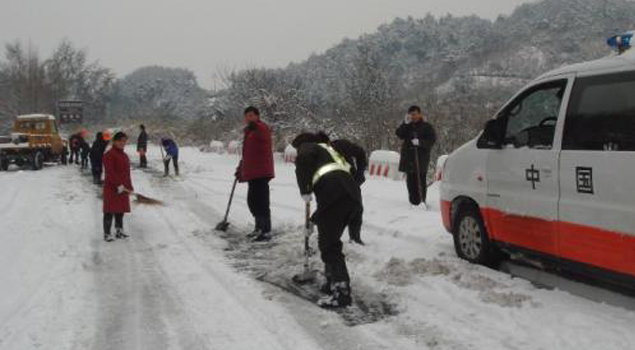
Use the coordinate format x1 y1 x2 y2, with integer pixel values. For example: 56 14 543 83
236 106 275 242
102 132 134 242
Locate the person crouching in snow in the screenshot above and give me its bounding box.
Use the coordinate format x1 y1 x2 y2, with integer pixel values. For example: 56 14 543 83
102 132 134 242
314 132 368 245
292 132 362 308
161 138 179 177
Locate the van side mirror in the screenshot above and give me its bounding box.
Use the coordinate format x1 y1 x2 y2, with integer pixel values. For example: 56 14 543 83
477 119 505 149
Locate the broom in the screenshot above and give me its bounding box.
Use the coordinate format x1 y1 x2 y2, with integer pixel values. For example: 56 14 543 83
124 189 164 205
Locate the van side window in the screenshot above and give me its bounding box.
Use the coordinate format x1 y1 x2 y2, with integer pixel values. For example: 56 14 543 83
563 72 635 151
499 80 566 149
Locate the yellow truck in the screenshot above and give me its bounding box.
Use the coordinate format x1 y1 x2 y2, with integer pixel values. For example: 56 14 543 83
0 114 68 171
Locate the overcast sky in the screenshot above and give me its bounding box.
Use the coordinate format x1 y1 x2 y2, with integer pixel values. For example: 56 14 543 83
0 0 533 88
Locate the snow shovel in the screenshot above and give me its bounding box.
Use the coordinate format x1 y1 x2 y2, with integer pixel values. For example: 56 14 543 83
215 178 238 232
292 201 316 284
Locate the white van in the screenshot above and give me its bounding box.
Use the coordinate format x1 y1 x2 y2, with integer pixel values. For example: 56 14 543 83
438 33 635 288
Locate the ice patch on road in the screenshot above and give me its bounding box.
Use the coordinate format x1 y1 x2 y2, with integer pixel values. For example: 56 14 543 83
195 223 400 326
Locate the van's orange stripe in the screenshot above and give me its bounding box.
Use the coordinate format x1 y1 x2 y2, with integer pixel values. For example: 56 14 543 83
480 207 635 277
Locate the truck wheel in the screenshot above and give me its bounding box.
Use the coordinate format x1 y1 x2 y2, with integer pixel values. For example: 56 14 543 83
32 151 44 170
453 204 500 267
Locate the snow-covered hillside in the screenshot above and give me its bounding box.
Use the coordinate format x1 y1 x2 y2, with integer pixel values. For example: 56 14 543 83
1 147 634 349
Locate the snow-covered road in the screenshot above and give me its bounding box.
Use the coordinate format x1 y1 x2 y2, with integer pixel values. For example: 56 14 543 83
1 146 635 350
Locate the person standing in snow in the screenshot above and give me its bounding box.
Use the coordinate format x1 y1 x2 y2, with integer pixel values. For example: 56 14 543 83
102 132 133 242
314 132 368 245
236 106 275 242
161 138 179 176
79 135 91 170
68 132 81 165
396 105 437 208
292 132 362 308
137 124 148 168
90 132 109 185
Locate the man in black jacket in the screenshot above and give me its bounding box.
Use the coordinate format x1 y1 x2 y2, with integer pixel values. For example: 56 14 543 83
396 105 437 208
315 132 368 245
90 132 109 185
292 132 363 309
137 125 148 168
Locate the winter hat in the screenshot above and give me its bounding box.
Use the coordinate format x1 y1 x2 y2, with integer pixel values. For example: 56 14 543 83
113 132 128 141
292 132 319 149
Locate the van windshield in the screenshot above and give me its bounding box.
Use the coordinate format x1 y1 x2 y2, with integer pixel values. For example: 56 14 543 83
564 71 635 151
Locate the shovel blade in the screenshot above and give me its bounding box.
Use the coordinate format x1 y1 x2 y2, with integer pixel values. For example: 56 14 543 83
215 221 230 232
292 270 317 285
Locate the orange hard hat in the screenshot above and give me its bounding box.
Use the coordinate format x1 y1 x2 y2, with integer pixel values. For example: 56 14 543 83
102 130 112 141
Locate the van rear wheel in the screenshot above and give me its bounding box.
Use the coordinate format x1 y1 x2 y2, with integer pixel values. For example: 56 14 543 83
453 205 499 267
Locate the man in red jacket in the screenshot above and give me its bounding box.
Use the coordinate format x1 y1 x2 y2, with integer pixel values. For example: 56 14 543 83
102 132 134 242
236 106 275 242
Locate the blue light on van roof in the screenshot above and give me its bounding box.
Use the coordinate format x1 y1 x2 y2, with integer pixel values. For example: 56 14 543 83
607 32 633 54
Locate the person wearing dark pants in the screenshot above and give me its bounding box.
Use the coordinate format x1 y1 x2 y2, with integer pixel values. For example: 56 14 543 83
90 132 109 185
315 132 368 245
69 133 81 164
236 106 275 242
80 137 91 170
137 125 148 168
161 138 179 176
396 105 437 208
102 132 134 242
293 132 363 309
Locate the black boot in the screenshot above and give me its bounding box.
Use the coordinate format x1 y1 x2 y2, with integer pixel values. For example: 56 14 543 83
317 282 352 308
320 277 333 295
104 234 114 242
247 217 263 238
262 215 271 234
252 231 271 242
115 228 129 239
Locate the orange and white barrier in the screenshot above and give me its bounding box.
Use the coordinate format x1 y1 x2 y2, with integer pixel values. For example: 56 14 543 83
284 144 297 163
368 150 402 180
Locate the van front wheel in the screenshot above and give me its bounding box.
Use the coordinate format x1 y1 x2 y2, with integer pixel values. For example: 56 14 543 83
453 206 499 267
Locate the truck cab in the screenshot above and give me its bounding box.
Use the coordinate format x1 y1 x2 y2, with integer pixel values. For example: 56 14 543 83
439 33 635 289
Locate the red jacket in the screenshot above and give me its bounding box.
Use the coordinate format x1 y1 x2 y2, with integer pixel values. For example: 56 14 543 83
240 120 275 182
103 147 134 213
